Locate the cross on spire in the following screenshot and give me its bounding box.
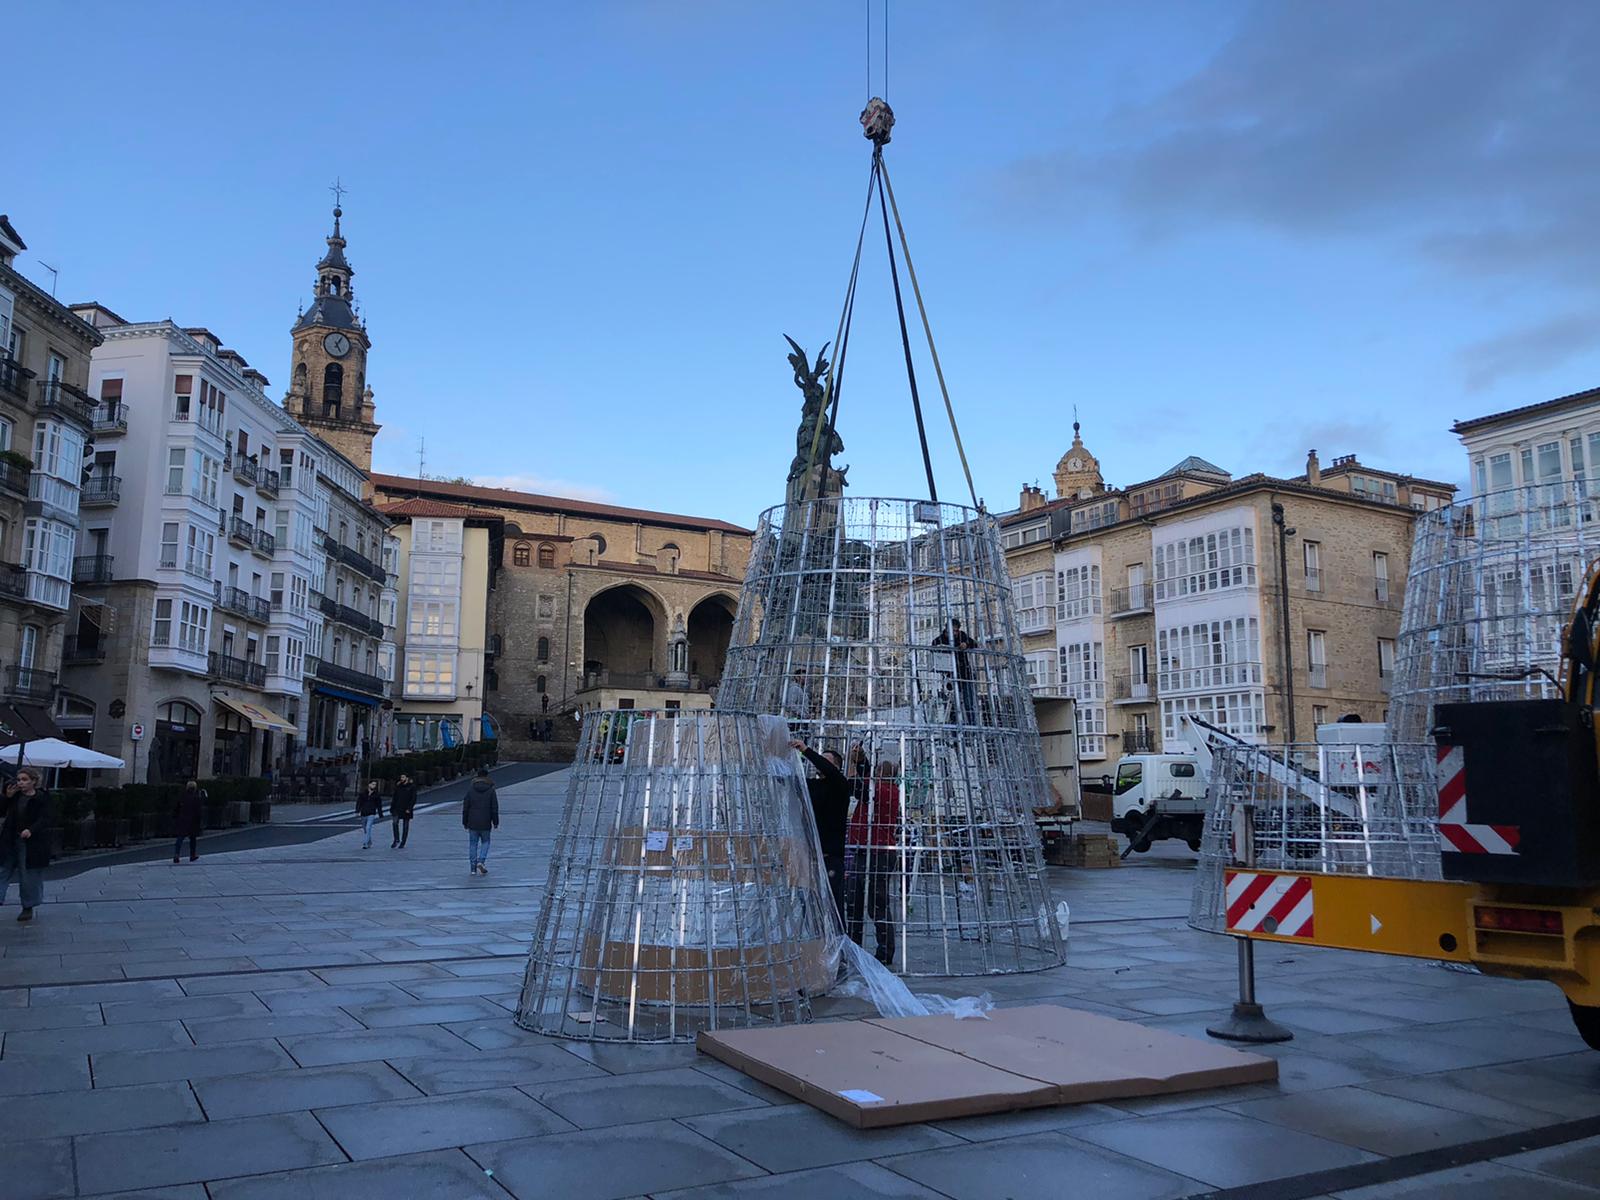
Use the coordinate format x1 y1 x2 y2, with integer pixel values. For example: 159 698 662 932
329 178 348 208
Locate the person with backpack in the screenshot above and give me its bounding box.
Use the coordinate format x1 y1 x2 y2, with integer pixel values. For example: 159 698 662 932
390 773 417 849
462 767 499 875
1 768 49 921
357 779 383 850
173 779 205 863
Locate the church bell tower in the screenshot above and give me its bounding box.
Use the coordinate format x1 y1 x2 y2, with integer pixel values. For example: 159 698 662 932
284 200 380 480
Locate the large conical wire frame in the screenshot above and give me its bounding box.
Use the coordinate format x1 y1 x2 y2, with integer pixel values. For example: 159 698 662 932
1389 482 1598 741
719 496 1066 976
516 710 838 1043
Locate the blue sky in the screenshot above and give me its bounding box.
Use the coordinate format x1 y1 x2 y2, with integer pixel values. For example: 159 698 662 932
9 2 1599 523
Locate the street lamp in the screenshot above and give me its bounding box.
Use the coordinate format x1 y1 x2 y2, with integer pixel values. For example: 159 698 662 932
1271 502 1297 745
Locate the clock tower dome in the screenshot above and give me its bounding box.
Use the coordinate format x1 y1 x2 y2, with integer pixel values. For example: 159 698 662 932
1052 419 1105 499
284 203 380 482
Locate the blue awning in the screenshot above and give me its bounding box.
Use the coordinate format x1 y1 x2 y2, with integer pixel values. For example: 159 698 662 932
312 683 382 708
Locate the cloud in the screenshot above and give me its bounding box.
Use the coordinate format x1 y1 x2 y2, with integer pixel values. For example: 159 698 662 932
470 473 616 502
1459 313 1600 391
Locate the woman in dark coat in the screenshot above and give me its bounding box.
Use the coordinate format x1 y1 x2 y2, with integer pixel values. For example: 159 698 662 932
173 779 205 863
1 767 49 921
390 773 417 849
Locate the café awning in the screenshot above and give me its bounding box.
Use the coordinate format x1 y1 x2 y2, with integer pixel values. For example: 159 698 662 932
213 693 297 733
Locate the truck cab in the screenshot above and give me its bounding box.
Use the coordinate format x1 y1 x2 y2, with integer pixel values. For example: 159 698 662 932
1107 752 1207 851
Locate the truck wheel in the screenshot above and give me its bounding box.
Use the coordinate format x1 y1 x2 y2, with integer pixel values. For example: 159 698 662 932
1187 838 1202 853
1131 838 1151 853
1569 1000 1600 1051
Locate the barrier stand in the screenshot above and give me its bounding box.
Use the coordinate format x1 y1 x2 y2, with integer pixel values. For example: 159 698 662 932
1206 802 1293 1044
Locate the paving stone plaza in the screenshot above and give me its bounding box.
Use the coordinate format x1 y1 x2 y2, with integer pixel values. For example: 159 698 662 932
4 766 1600 1199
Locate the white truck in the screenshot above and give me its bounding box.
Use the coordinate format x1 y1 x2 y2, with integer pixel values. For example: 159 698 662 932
1106 751 1207 852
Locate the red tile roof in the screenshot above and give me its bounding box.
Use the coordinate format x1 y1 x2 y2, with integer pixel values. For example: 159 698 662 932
370 474 752 535
379 498 484 520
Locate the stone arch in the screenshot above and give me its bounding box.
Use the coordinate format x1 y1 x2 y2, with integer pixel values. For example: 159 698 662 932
688 592 738 684
322 362 343 416
582 582 668 684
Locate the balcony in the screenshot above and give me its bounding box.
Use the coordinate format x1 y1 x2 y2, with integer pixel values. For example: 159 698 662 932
209 652 266 688
1109 585 1153 618
339 544 385 582
253 528 276 557
258 468 280 497
253 596 272 622
33 378 96 427
317 593 337 619
0 459 29 497
232 456 259 486
72 555 114 585
62 635 106 665
93 403 128 434
228 516 255 547
25 572 69 610
5 665 56 703
1111 673 1156 705
304 655 321 678
314 657 386 698
28 471 79 520
80 475 121 507
0 563 24 602
216 585 269 623
0 357 34 403
1016 607 1054 636
331 603 377 637
1124 728 1158 754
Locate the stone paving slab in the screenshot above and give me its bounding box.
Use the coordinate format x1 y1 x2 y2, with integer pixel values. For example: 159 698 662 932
8 1079 203 1140
678 1105 963 1173
92 1039 297 1088
878 1131 1205 1200
1327 1160 1600 1198
74 1112 345 1194
315 1086 574 1159
0 1052 92 1096
204 1149 508 1200
654 1160 951 1199
1 1134 75 1200
526 1064 771 1128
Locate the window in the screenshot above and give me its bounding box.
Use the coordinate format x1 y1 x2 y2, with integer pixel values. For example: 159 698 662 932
1313 704 1328 726
404 651 457 697
537 673 548 693
1373 551 1390 603
166 448 186 495
537 636 550 663
32 420 82 481
1057 640 1104 700
1157 618 1261 692
1055 563 1102 621
270 572 285 608
1000 522 1049 551
275 507 288 549
160 522 179 569
173 374 193 420
1168 762 1196 778
0 416 12 453
661 542 680 571
1307 629 1328 688
178 601 209 653
1378 637 1396 682
266 635 281 674
538 543 556 569
1129 644 1149 683
286 637 304 678
586 533 607 555
153 598 173 646
1014 571 1056 633
408 600 458 639
185 524 214 577
513 542 531 567
1154 526 1257 600
1303 540 1322 592
23 518 72 581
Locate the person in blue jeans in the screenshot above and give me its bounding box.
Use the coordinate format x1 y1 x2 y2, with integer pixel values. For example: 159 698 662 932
462 767 499 875
357 780 383 849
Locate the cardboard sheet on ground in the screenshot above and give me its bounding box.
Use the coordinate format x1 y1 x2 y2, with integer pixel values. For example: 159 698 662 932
696 1004 1278 1128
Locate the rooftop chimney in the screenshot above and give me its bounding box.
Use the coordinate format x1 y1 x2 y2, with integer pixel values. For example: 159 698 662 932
1306 449 1321 487
1019 484 1045 513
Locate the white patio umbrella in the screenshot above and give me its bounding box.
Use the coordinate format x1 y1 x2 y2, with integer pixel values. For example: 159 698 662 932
0 738 125 769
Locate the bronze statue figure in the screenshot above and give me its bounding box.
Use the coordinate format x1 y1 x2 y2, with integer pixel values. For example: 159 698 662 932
784 335 848 500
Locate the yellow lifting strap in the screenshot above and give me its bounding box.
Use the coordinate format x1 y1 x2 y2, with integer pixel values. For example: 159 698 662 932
879 156 980 512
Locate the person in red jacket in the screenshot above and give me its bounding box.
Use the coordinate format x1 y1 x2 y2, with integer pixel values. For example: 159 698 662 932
846 759 901 965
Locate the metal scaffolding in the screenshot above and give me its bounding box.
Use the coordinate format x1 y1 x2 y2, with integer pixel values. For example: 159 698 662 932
718 495 1066 977
515 710 838 1043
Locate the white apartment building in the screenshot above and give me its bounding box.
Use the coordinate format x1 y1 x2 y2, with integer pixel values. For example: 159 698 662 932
1455 385 1600 504
1054 545 1107 758
65 312 395 780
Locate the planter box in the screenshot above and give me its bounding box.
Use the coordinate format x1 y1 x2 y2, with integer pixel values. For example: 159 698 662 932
249 799 272 824
227 800 250 826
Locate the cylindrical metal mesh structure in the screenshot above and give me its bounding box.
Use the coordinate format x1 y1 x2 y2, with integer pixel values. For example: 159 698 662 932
1390 483 1596 741
718 496 1066 977
1190 739 1442 935
516 710 838 1043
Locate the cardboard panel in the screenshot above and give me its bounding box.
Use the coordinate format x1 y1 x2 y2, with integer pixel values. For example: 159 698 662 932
698 1004 1277 1128
696 1019 1057 1128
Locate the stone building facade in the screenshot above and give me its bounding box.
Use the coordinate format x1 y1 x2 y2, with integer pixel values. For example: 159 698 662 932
0 216 103 738
1002 431 1456 766
370 475 751 737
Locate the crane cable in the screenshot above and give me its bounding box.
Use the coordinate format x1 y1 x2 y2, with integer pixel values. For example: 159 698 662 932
875 149 938 503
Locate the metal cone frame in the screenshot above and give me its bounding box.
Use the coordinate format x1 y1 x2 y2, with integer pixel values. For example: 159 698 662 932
719 496 1067 976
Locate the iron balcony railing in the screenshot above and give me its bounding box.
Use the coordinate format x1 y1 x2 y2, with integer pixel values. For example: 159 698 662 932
0 460 29 497
216 584 267 622
34 378 96 425
314 657 385 697
0 563 25 600
228 516 255 545
254 528 276 556
338 544 385 582
72 555 113 585
335 602 382 637
209 652 266 688
232 456 259 485
80 474 121 506
0 357 34 402
258 468 280 496
1108 585 1154 616
62 635 105 664
253 596 272 622
93 403 128 434
5 665 56 703
1124 728 1158 753
317 594 338 618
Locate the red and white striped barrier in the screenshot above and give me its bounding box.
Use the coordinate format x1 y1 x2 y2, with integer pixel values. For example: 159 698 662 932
1435 744 1519 855
1225 871 1315 938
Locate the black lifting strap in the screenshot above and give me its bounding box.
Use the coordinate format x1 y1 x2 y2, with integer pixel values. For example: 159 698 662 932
875 147 938 503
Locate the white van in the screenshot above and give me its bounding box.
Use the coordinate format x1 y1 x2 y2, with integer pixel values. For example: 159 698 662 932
1106 753 1207 851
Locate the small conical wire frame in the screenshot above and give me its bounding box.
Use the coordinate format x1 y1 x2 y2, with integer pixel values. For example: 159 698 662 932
719 496 1066 977
516 710 838 1043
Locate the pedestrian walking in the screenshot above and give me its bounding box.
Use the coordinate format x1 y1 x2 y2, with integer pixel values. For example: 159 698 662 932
1 768 48 922
463 767 499 875
791 740 849 922
390 773 417 849
846 759 901 965
172 779 205 863
357 779 383 850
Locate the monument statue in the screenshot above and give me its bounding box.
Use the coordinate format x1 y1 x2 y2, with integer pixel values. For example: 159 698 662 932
784 336 848 504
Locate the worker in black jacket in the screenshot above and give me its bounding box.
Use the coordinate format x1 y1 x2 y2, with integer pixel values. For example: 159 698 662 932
1 768 49 922
791 740 849 922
